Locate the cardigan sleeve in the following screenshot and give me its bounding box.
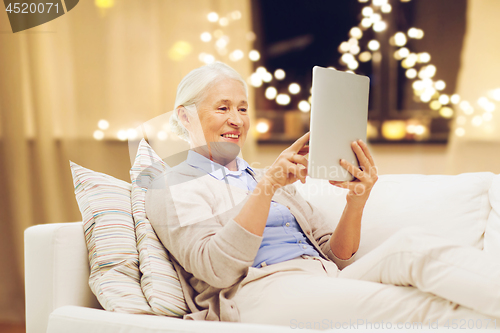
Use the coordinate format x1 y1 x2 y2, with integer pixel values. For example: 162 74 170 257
145 171 263 289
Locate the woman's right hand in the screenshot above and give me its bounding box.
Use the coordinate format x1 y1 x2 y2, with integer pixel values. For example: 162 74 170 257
263 132 310 189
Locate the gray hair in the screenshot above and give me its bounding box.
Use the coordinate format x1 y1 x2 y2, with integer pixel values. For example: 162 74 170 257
170 62 248 142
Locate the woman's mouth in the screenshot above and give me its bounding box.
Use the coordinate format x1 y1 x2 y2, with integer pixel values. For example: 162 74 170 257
221 133 240 142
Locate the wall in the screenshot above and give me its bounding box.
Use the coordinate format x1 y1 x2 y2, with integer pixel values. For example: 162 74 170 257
446 0 500 174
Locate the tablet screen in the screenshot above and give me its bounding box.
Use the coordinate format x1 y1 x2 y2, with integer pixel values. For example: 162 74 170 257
308 66 370 181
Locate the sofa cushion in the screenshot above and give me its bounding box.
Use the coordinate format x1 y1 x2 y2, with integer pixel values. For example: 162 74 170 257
130 140 188 316
485 174 500 256
295 172 494 260
70 162 153 314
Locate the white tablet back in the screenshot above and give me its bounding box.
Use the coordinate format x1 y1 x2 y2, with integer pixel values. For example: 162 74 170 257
308 66 370 181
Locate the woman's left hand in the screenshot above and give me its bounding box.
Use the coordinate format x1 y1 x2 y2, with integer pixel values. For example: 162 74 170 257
329 140 378 203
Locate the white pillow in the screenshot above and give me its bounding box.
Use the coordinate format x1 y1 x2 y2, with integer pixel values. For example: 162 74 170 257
485 174 500 256
296 172 494 260
70 162 153 314
130 140 188 317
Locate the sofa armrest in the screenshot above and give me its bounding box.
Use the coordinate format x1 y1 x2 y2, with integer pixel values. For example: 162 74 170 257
25 222 101 333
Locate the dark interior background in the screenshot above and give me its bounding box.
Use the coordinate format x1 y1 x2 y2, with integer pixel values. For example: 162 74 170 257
251 0 467 143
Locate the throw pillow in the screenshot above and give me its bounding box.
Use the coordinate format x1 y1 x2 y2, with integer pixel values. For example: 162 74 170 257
70 161 154 314
130 140 188 316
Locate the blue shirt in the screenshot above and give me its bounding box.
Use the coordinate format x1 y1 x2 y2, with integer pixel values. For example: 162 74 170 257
186 150 320 268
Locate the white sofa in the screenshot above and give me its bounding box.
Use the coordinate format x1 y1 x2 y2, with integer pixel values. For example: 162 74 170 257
25 173 500 333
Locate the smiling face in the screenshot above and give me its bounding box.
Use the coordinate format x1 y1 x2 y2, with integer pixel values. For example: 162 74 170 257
179 78 250 168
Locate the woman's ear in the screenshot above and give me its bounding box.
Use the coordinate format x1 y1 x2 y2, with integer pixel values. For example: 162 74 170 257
177 107 191 131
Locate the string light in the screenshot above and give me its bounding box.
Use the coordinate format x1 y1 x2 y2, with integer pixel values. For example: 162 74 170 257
368 40 380 51
478 97 489 107
289 83 301 94
373 0 388 7
97 119 109 130
371 13 382 23
276 94 291 105
394 32 407 46
381 4 392 13
230 10 241 20
338 42 349 53
402 57 416 69
373 21 387 32
348 60 359 70
274 69 286 80
359 51 372 62
483 113 493 121
455 128 465 137
434 80 446 91
485 103 495 112
229 49 244 61
207 12 219 22
439 94 450 105
456 116 466 125
200 32 212 42
350 27 363 39
362 7 373 17
199 53 215 64
256 66 267 75
382 120 406 140
256 120 270 133
420 93 432 103
249 73 263 87
491 88 500 101
219 17 229 26
414 125 426 135
460 101 474 115
117 130 127 141
406 68 417 79
361 18 372 28
246 31 256 41
298 100 311 112
249 50 260 61
262 72 273 83
265 87 277 100
127 128 138 140
418 52 431 63
350 45 361 55
472 115 483 127
407 27 419 38
439 107 453 118
430 100 442 110
95 0 114 9
215 37 228 49
412 80 424 91
451 94 461 104
341 53 356 64
93 130 104 140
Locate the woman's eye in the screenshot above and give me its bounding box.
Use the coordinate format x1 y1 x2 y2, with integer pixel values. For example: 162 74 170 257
218 107 228 111
239 108 247 112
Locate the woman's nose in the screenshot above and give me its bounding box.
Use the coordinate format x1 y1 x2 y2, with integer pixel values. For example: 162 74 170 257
227 109 243 127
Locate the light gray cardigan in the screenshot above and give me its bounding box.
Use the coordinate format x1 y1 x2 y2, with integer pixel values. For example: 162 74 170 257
145 160 355 322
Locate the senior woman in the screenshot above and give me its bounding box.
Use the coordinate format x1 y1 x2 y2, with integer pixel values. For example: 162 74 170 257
146 62 500 326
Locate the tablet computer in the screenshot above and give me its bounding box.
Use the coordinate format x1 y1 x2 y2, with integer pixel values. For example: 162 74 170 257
308 66 370 181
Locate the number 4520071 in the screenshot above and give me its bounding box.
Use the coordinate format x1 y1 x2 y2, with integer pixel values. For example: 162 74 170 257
6 2 59 14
